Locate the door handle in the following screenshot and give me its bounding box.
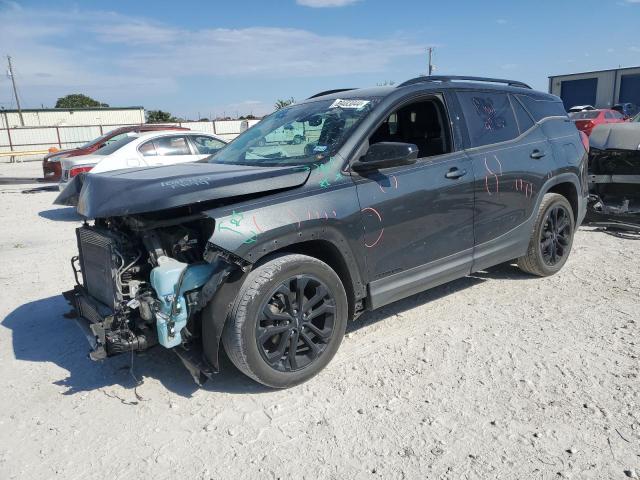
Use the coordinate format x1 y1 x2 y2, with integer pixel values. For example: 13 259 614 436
445 167 467 180
530 149 546 160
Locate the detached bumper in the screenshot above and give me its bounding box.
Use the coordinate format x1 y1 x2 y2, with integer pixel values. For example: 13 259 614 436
63 286 113 360
63 286 156 361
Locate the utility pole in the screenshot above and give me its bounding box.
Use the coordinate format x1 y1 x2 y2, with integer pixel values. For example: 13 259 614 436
427 47 434 76
7 56 24 126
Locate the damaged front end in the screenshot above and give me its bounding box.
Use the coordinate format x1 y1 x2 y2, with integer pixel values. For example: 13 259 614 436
585 124 640 233
64 216 244 385
586 148 640 229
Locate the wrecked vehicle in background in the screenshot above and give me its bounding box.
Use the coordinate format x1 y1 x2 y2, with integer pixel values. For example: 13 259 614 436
55 76 588 388
586 123 640 230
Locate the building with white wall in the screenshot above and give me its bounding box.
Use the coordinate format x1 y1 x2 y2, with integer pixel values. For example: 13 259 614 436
0 107 145 129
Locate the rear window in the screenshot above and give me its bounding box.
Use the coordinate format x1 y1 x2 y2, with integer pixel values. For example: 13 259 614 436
510 95 535 134
94 135 138 155
517 95 568 121
570 111 600 120
457 91 520 147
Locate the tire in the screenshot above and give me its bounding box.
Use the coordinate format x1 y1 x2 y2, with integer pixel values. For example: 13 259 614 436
292 135 304 145
257 138 266 147
222 254 348 388
517 193 575 277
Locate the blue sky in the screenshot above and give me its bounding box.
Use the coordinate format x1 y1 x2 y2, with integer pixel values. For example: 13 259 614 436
1 0 639 118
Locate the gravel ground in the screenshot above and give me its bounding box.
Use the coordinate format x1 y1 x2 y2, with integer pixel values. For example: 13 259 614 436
0 162 638 480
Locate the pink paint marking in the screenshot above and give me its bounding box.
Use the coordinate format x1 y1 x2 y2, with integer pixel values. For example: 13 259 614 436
361 207 384 248
378 174 399 194
252 215 264 234
286 208 300 229
484 157 501 195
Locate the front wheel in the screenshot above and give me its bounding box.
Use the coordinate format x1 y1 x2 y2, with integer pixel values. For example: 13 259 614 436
222 254 348 388
517 193 575 276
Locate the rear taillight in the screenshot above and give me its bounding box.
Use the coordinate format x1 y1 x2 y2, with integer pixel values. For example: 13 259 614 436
69 166 93 177
579 131 589 153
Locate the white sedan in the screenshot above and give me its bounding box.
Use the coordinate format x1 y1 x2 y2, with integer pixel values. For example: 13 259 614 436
59 130 227 190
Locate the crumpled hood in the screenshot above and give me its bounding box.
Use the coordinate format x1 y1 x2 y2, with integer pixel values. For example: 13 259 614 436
54 162 310 219
590 123 640 151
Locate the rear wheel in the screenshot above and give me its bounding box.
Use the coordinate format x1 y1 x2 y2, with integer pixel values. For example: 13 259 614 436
222 254 348 388
517 193 575 276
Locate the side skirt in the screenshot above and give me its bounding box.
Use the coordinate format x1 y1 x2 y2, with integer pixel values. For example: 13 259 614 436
367 249 473 310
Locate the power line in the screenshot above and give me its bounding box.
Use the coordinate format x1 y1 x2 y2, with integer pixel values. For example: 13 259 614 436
7 56 24 126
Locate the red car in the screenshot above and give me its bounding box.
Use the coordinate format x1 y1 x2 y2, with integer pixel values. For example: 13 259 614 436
570 109 625 136
42 125 189 181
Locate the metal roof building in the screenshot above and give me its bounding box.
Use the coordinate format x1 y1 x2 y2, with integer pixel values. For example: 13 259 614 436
0 106 145 129
548 66 640 110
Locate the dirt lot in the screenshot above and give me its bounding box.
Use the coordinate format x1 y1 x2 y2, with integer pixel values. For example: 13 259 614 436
0 162 638 480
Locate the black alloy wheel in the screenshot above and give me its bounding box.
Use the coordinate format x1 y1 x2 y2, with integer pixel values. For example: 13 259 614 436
539 204 572 266
256 275 336 372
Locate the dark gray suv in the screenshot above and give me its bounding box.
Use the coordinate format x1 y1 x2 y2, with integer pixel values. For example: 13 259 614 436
58 75 588 388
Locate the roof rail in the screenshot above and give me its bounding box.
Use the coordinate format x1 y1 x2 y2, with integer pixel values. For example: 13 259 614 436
307 88 357 99
397 76 532 89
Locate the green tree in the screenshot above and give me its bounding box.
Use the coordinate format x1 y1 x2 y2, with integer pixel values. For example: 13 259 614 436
55 94 109 109
147 110 177 123
274 97 295 110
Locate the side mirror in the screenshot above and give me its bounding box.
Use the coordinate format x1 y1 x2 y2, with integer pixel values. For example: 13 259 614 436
352 142 418 172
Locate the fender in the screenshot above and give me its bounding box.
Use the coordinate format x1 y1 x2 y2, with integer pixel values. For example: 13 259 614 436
199 167 369 369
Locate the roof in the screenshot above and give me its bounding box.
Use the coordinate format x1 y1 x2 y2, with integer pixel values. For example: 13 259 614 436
302 76 552 105
590 123 640 151
549 65 640 79
0 106 144 113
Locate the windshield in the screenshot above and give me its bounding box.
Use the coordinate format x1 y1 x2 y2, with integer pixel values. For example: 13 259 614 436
93 135 138 155
208 98 378 167
570 111 599 120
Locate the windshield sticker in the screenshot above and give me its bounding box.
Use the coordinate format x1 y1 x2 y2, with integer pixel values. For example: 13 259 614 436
313 145 328 153
329 99 371 110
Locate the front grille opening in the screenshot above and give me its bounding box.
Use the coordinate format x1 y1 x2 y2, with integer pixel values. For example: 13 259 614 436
76 226 122 310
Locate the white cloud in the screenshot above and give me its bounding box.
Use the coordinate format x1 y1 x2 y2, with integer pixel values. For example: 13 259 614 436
0 5 423 90
296 0 359 7
496 18 508 25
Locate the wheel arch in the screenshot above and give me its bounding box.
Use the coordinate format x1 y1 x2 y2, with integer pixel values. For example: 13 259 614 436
263 239 361 319
546 181 578 224
201 237 365 372
538 172 583 229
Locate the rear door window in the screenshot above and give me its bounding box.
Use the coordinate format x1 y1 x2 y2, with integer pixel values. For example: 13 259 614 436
457 91 519 147
140 136 191 156
190 135 226 154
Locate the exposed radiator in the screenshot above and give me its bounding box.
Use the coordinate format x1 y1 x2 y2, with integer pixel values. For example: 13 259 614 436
76 226 122 310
